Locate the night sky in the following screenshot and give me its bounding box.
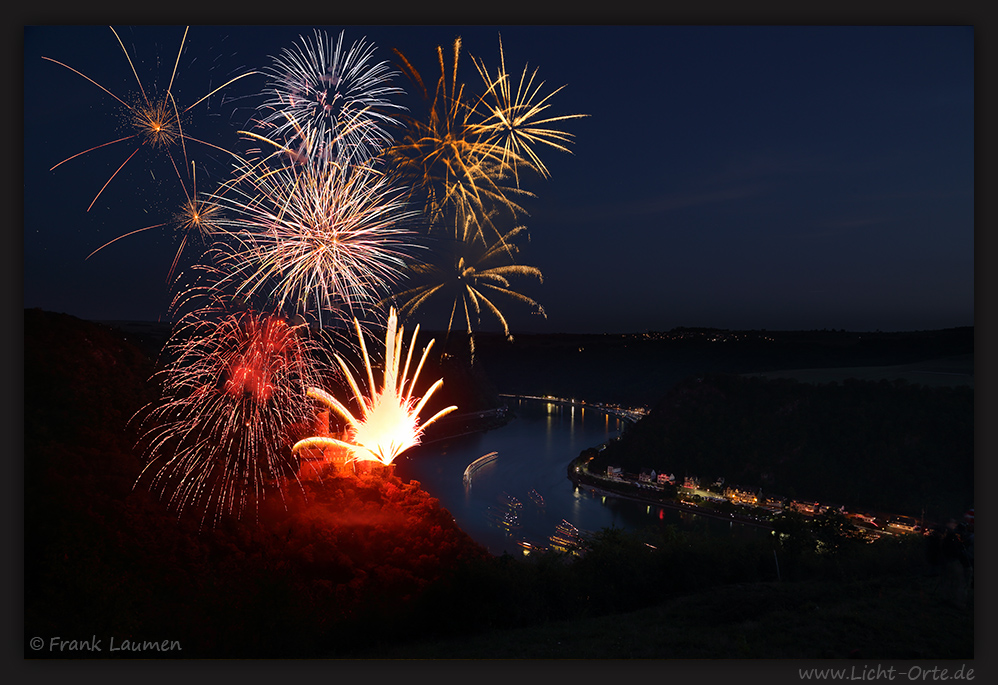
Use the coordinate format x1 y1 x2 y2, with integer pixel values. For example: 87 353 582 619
22 24 974 334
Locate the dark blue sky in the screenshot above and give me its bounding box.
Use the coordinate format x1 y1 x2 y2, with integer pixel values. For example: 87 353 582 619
23 25 974 333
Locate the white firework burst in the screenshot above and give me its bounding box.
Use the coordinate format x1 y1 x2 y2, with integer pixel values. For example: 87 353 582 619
256 29 405 165
208 153 420 325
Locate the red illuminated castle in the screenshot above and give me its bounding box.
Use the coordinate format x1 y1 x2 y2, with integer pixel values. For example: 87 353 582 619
296 409 354 480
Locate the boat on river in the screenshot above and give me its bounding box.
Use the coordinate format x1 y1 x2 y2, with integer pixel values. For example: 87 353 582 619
550 518 587 553
462 451 499 486
555 518 581 538
516 540 548 554
498 491 523 509
487 505 523 532
528 489 545 507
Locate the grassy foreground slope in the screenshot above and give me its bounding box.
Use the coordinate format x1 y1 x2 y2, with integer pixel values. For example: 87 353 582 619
365 575 972 659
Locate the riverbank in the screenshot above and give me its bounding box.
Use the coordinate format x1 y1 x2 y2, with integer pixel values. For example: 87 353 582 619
567 451 941 538
568 458 773 530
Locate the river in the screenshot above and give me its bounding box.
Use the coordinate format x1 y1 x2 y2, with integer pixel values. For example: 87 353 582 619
395 397 763 555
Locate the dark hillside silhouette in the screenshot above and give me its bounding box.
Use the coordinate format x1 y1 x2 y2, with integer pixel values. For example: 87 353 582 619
23 310 973 658
593 373 972 521
24 309 487 657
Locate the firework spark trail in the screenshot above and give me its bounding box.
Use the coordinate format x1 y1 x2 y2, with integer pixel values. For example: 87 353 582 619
257 29 405 165
387 38 534 245
43 26 256 212
85 161 222 283
382 33 584 355
293 308 457 466
208 153 419 324
471 34 588 187
390 215 545 360
166 161 224 281
135 304 332 528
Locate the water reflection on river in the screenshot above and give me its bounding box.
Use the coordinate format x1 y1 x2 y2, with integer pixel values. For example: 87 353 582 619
395 398 761 555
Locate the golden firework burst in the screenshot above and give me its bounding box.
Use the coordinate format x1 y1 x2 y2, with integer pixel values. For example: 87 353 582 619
293 308 457 466
390 212 545 360
471 34 588 187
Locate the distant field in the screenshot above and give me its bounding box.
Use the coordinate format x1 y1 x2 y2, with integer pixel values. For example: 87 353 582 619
744 354 973 388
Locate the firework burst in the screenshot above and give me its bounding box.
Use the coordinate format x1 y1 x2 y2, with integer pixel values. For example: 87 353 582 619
85 161 222 282
43 25 255 212
206 152 418 324
390 213 545 359
471 34 587 187
167 165 224 280
255 29 405 165
134 304 332 527
387 38 533 244
293 308 457 466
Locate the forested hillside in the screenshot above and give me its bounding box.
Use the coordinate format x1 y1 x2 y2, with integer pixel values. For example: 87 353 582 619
24 309 488 657
22 311 974 658
592 373 973 521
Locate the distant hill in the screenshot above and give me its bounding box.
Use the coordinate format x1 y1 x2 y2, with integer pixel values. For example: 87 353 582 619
470 326 973 406
88 320 973 408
